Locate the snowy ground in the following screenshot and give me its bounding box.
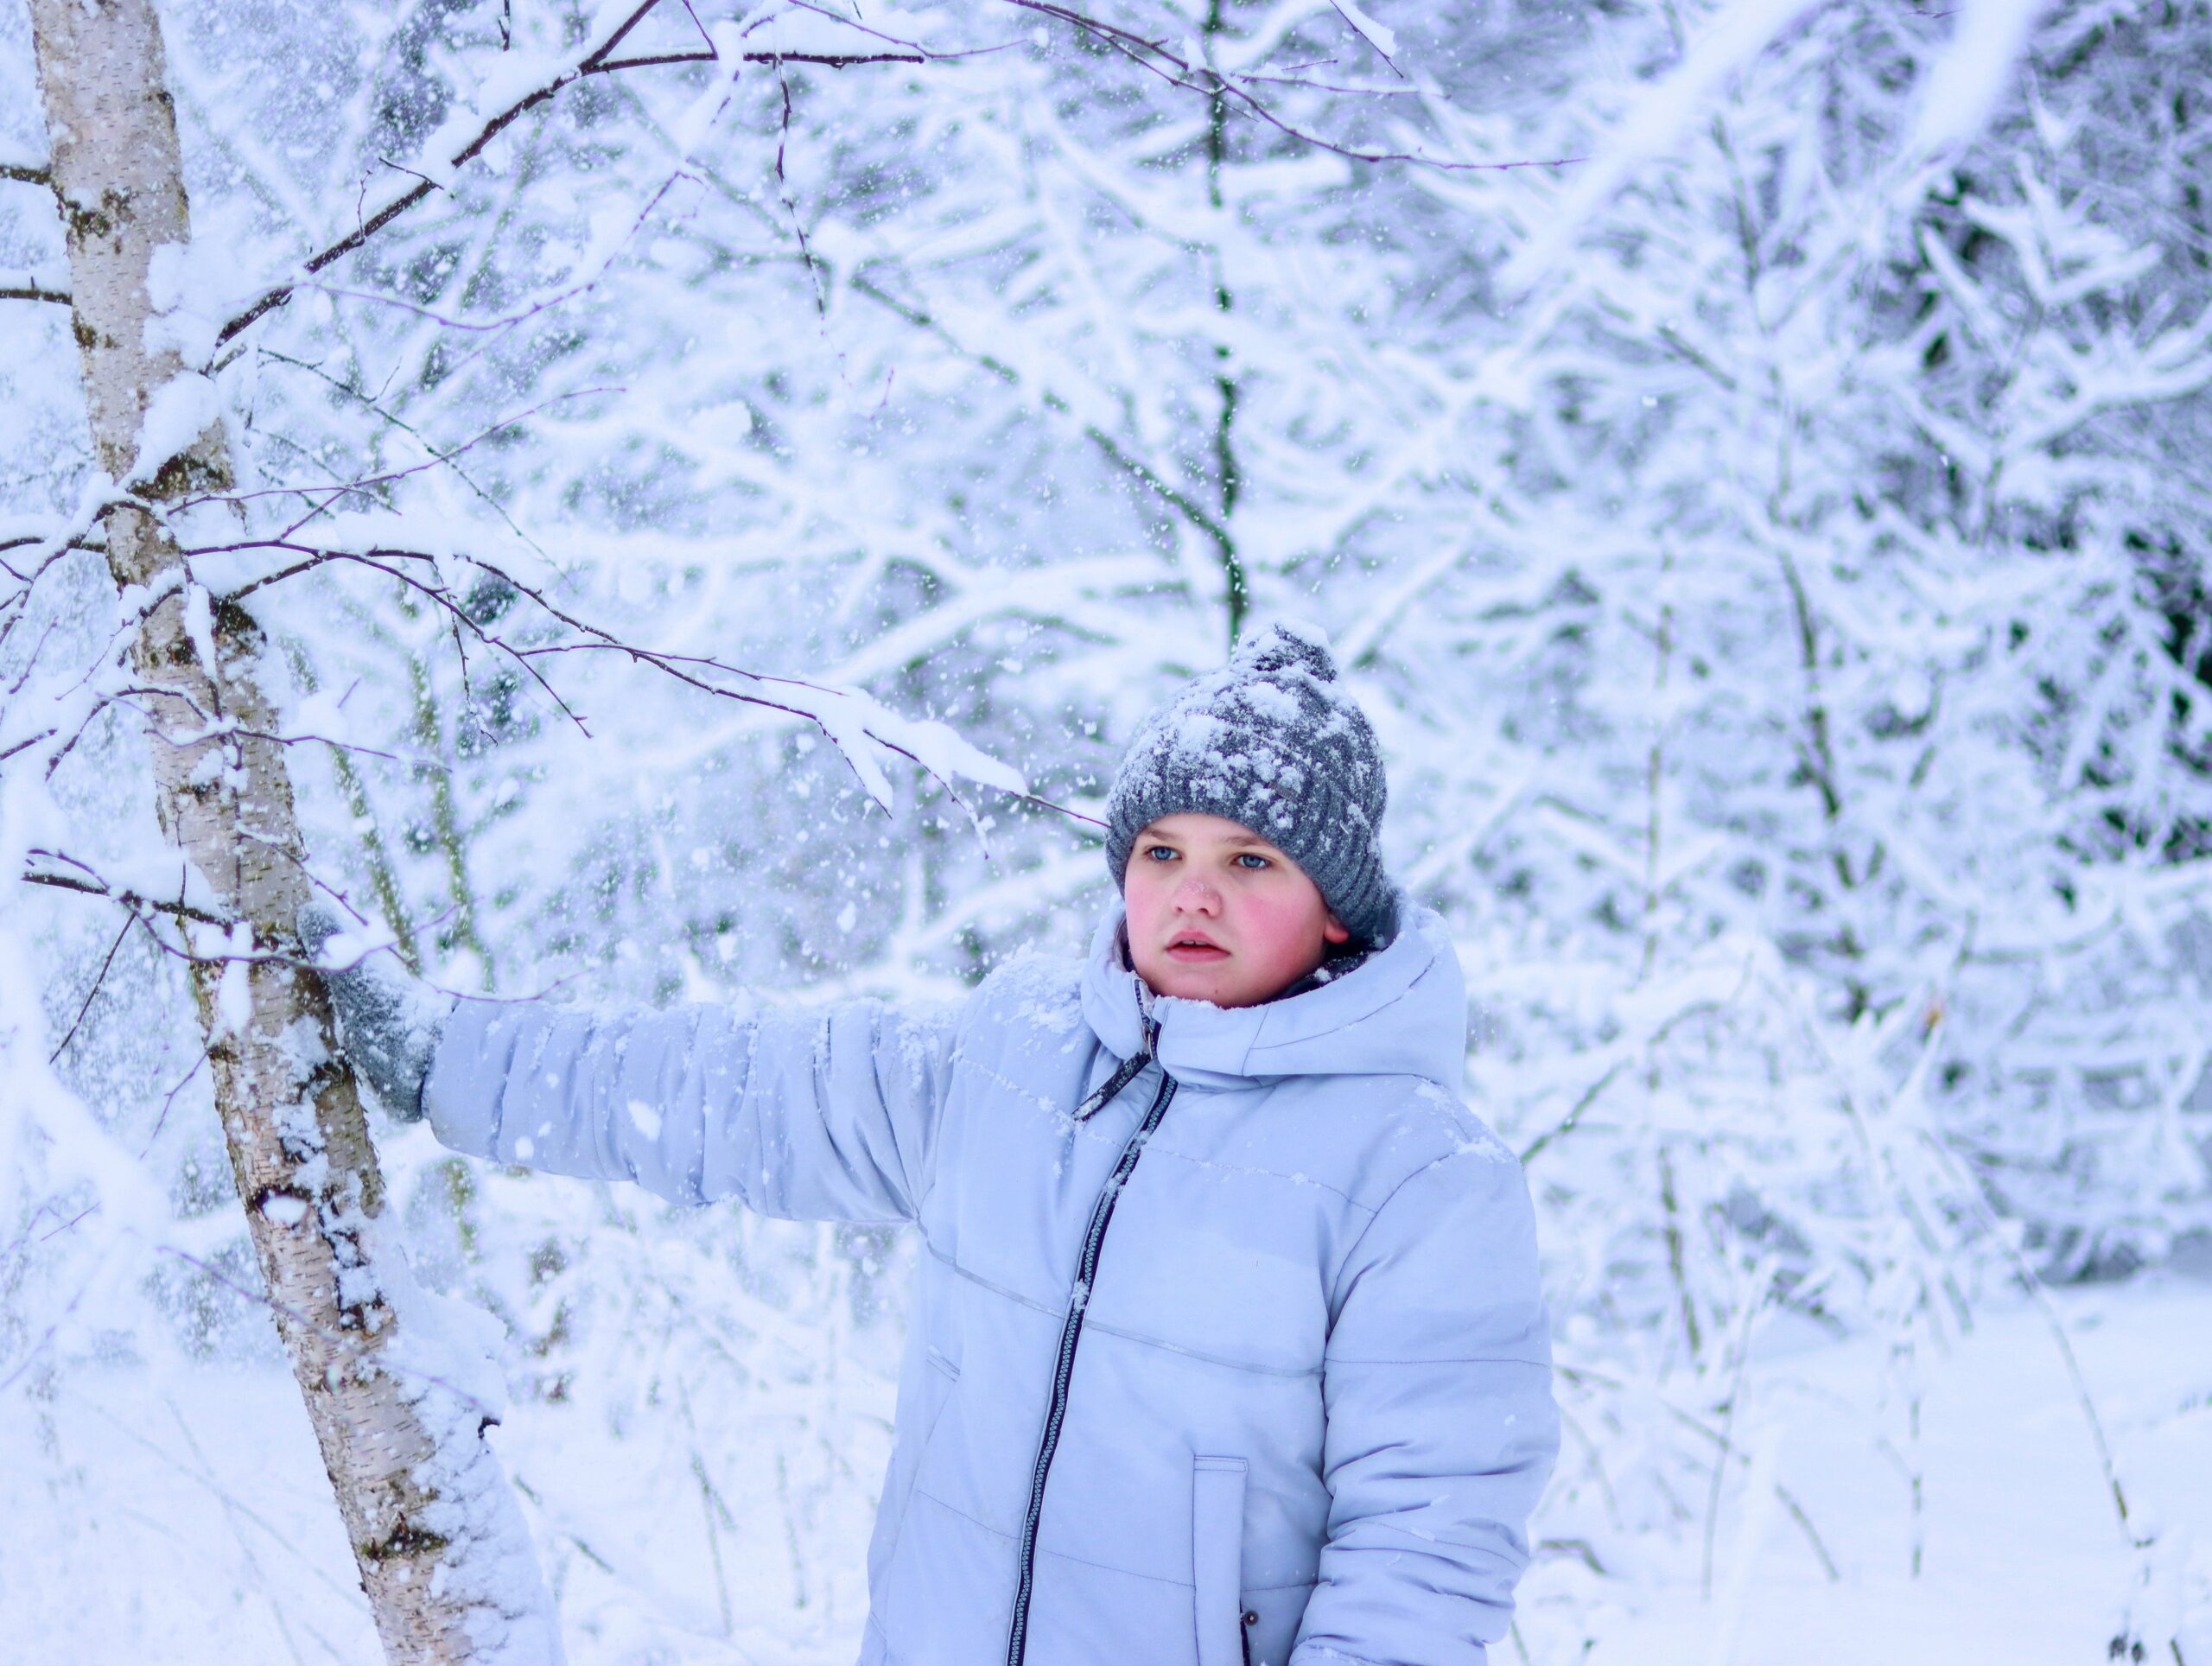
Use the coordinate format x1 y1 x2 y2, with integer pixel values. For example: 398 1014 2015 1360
6 1269 2208 1665
1515 1268 2212 1664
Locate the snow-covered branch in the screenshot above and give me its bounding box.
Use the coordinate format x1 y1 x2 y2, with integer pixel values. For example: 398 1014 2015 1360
1 269 69 303
214 0 721 347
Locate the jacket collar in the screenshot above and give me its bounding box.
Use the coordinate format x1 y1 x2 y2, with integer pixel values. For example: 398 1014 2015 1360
1077 897 1469 1092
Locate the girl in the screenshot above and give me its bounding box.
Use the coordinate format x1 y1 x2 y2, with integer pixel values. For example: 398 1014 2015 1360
316 622 1557 1666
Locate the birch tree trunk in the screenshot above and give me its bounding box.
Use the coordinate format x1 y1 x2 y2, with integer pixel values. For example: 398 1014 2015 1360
28 3 561 1659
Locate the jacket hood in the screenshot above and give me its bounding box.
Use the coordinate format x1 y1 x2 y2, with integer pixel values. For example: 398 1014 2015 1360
1078 895 1469 1092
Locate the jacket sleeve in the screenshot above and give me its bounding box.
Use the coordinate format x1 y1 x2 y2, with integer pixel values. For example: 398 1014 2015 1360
1292 1140 1559 1666
420 991 960 1224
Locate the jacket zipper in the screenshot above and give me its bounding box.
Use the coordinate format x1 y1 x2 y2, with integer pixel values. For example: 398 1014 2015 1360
1004 1024 1174 1666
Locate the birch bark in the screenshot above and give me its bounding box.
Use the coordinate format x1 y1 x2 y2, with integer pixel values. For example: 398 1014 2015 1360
26 2 560 1659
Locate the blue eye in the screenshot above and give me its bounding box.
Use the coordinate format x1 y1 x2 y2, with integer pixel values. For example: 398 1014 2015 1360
1235 853 1269 869
1145 845 1179 862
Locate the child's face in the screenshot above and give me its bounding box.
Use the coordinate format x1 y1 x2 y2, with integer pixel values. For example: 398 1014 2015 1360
1122 812 1351 1008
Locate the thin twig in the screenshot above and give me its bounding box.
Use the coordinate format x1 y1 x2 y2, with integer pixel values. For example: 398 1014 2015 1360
1701 1266 1772 1598
21 865 230 929
1 532 103 583
848 272 1236 596
1555 1360 1841 1584
1912 1123 2140 1546
213 0 1571 360
1327 0 1410 80
1777 1483 1840 1580
163 388 618 530
740 0 1020 67
1005 0 1585 175
140 1053 205 1158
0 728 58 766
200 536 1100 824
1520 1059 1627 1164
249 348 553 562
226 545 588 733
48 911 136 1064
215 0 721 347
773 60 829 323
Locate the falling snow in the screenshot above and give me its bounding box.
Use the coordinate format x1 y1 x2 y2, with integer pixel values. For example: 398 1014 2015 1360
3 0 2210 1662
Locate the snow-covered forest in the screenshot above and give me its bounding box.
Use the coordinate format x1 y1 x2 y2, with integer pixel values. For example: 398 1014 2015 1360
3 0 2209 1659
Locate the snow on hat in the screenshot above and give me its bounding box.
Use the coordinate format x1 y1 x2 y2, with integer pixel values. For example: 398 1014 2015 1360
1104 620 1396 948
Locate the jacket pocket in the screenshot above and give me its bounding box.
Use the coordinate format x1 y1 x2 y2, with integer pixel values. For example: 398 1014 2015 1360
1191 1453 1249 1666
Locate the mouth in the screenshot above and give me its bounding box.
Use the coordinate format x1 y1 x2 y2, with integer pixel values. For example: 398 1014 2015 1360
1163 933 1230 963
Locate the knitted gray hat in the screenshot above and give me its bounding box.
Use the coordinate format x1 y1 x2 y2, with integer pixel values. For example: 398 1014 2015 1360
1104 621 1396 947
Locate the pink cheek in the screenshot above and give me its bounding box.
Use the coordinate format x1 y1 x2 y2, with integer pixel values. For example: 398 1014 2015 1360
1123 871 1172 933
1227 898 1284 952
1243 891 1329 964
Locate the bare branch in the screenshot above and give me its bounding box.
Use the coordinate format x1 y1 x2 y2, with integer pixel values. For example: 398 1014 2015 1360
1084 423 1241 587
740 48 936 67
302 164 696 359
1006 0 1585 175
21 851 368 977
222 544 593 734
1 531 105 575
48 911 135 1063
760 0 1019 65
774 60 830 322
849 272 1241 603
250 348 554 560
0 729 59 766
1 281 70 304
136 1052 204 1158
207 0 1566 361
202 10 984 345
164 387 619 528
1326 0 1411 81
215 0 719 347
21 854 230 929
0 161 50 187
198 534 1100 827
1226 67 1423 98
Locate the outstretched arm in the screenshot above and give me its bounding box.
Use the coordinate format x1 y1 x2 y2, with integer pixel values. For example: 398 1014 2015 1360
1294 1140 1559 1666
305 906 959 1223
423 992 957 1223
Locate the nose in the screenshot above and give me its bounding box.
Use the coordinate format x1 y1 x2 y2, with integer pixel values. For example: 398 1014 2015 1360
1173 874 1221 913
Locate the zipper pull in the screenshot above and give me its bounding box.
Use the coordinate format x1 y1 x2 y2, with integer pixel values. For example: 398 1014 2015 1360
1135 974 1158 1052
1075 986 1162 1122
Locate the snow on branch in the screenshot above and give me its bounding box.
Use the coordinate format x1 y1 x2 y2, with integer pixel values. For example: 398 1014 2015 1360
212 0 1580 356
211 0 999 350
212 0 719 348
20 848 228 930
2 266 69 304
0 150 50 187
1327 0 1406 78
847 274 1240 589
186 523 1032 818
1004 0 1583 174
120 372 219 491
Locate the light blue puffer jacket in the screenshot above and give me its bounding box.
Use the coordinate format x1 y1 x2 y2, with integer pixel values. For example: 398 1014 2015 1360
424 902 1557 1666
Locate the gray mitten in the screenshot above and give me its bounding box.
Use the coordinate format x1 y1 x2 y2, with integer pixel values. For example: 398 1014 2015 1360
299 903 457 1122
